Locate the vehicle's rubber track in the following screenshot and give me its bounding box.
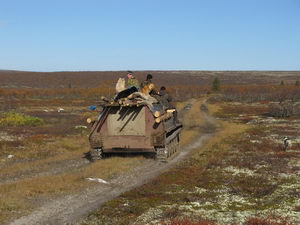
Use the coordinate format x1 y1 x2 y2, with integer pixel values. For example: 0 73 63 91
156 134 180 162
90 148 103 161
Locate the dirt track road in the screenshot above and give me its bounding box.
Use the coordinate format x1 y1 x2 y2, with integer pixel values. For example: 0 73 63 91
9 100 217 225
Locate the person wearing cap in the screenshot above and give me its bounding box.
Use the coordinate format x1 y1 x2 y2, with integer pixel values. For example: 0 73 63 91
114 71 138 101
126 71 140 89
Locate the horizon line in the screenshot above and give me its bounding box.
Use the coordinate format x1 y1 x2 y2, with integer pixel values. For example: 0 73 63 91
1 69 300 73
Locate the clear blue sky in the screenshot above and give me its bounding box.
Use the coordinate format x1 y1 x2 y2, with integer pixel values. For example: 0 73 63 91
0 0 299 71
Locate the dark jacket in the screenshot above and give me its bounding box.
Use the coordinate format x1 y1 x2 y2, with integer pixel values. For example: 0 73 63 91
159 89 174 108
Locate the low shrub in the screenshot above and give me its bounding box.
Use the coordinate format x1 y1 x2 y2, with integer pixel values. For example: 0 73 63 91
0 111 44 127
229 175 277 197
246 215 294 225
294 206 300 212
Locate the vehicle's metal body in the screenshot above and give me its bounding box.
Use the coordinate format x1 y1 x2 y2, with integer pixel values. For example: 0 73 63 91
88 103 182 161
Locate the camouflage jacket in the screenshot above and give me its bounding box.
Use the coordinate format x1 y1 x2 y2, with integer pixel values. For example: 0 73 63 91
127 78 140 89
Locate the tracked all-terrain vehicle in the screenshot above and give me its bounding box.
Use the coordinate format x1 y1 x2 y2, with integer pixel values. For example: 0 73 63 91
88 97 182 162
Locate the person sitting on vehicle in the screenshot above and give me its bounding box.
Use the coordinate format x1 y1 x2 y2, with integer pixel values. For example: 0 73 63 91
159 86 179 123
127 71 140 89
159 86 173 109
114 71 139 101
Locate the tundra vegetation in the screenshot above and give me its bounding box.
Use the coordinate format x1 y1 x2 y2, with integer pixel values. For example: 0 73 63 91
0 71 299 225
78 101 300 225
